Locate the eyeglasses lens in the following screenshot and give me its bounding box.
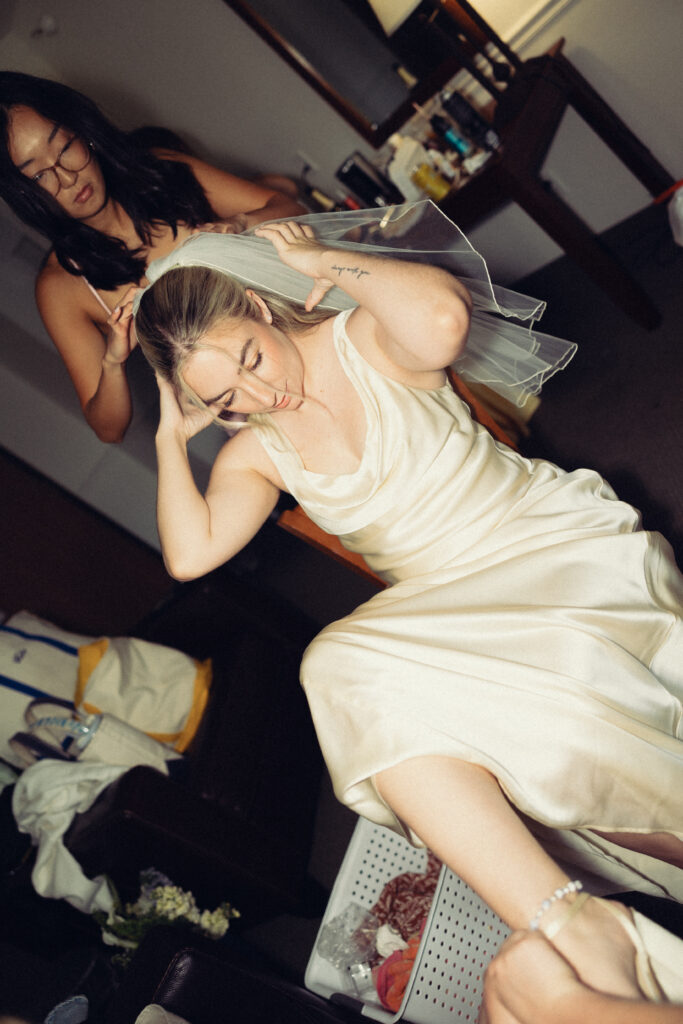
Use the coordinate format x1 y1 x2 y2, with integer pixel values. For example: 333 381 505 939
40 138 91 195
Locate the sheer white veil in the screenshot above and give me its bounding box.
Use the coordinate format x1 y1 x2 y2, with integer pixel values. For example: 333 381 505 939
134 200 576 406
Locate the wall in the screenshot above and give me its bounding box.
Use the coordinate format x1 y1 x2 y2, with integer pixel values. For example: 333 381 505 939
0 0 370 191
0 0 681 546
461 0 682 278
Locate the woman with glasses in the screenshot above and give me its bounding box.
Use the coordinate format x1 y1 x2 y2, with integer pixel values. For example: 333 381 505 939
0 72 305 442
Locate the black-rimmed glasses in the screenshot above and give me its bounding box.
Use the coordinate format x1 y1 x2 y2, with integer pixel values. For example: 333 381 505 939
29 135 92 196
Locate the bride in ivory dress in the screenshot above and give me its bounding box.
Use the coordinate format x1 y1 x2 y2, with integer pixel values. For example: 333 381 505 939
128 202 683 1009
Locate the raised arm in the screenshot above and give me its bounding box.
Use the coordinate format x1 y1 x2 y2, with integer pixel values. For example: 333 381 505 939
254 221 472 382
154 378 279 580
36 262 134 443
161 151 307 232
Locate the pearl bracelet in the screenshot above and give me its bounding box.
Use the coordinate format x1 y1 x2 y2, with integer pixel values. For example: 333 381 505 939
528 880 583 931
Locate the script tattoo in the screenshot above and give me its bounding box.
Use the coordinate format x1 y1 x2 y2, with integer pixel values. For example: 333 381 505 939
331 264 370 281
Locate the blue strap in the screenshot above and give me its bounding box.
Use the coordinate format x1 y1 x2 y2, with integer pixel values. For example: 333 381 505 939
0 623 79 656
0 673 56 701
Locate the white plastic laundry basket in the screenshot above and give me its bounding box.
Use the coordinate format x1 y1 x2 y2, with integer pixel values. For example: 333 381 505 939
306 817 510 1023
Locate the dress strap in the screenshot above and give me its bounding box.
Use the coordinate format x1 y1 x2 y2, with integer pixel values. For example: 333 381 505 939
81 276 113 316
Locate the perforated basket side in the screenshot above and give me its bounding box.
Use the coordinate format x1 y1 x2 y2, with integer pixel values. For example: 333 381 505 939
305 819 428 1016
305 818 510 1023
400 871 510 1023
349 825 430 908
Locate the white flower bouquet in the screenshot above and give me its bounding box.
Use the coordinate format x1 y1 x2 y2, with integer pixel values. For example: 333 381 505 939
94 868 239 963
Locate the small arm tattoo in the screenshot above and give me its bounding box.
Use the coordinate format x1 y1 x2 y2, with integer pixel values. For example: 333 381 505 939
331 263 370 281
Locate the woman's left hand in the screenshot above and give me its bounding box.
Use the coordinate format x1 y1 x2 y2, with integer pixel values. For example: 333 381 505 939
254 220 336 309
156 374 215 443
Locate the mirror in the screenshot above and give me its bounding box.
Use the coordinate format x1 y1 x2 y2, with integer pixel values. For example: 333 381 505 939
222 0 488 147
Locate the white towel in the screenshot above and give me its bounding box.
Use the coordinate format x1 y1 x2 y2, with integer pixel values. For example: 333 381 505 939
12 759 126 914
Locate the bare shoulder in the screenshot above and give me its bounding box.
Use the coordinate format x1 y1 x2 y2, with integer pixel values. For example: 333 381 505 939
343 306 394 373
35 254 88 316
155 148 246 185
211 422 286 492
344 306 447 389
150 146 194 166
33 252 111 408
156 149 278 214
36 250 67 290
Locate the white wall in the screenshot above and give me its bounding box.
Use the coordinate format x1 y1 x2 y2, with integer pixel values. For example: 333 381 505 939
0 0 372 190
457 0 683 277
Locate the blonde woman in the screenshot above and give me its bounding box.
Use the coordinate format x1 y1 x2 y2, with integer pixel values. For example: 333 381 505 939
131 206 683 1011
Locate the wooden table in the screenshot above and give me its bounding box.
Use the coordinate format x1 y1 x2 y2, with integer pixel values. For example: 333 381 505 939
439 46 675 328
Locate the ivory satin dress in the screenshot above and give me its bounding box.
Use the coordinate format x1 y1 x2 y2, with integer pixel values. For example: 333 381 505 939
250 308 683 900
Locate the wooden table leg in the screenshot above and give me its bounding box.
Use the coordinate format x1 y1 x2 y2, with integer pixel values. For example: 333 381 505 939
501 167 661 328
558 55 676 197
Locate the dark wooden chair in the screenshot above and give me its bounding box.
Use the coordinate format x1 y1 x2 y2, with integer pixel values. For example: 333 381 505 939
433 0 675 328
103 927 361 1024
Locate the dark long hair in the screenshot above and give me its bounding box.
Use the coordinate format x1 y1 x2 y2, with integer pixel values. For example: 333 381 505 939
0 72 216 289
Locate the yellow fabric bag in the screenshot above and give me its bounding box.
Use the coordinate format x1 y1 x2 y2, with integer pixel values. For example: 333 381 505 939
75 636 211 753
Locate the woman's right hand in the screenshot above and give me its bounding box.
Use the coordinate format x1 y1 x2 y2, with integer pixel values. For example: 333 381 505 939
254 220 336 309
104 286 141 366
156 374 214 443
479 926 683 1024
479 930 586 1024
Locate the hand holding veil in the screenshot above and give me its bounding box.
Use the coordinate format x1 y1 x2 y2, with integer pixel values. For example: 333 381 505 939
135 200 577 407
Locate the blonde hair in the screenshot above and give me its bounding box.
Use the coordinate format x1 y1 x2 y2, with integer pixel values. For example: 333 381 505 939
135 265 331 412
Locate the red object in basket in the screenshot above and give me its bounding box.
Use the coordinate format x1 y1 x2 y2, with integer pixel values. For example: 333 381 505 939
374 928 424 1012
371 850 441 941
